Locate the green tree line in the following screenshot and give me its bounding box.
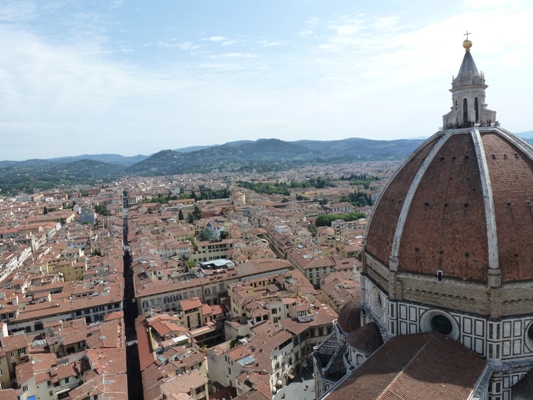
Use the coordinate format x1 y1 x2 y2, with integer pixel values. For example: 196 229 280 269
315 212 366 227
340 191 373 207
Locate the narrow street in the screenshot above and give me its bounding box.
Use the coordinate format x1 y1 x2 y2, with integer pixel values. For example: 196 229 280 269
123 193 143 399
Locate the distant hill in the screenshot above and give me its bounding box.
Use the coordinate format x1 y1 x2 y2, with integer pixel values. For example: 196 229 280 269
517 131 533 139
50 154 148 167
0 153 147 169
124 138 424 176
0 160 124 194
0 159 56 169
174 145 214 153
221 140 253 147
4 133 533 194
125 139 316 176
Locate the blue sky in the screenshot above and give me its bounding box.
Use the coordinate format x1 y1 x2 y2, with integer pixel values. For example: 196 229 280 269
1 0 533 160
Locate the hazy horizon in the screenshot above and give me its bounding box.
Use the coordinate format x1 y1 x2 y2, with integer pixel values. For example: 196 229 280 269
2 130 533 162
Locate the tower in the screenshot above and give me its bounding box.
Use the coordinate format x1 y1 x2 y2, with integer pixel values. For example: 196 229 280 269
442 35 497 128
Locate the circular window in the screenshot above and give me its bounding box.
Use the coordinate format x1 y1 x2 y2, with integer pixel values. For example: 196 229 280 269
420 309 460 341
431 314 453 334
528 323 533 341
525 321 533 352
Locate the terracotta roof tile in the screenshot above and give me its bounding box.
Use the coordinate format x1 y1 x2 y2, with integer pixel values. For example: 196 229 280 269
327 333 486 400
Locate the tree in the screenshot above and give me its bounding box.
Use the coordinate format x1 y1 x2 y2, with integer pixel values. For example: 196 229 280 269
43 206 48 215
199 224 217 241
230 335 245 348
93 245 102 256
95 204 111 216
178 209 184 221
187 213 194 224
193 204 202 220
316 177 327 189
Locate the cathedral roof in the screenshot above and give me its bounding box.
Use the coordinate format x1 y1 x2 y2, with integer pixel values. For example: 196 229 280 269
346 322 383 354
365 129 533 284
451 39 486 89
455 50 480 85
336 298 361 334
512 369 533 399
327 333 486 400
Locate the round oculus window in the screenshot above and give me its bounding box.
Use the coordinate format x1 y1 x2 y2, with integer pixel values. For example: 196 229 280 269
431 314 453 335
528 323 533 341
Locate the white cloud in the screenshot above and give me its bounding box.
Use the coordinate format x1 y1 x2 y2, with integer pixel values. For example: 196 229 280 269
260 41 281 47
110 0 126 8
0 24 208 159
374 16 399 30
204 36 227 42
158 41 202 50
0 1 37 22
298 29 314 37
306 17 320 27
198 63 243 70
209 52 258 59
462 0 520 8
329 23 361 36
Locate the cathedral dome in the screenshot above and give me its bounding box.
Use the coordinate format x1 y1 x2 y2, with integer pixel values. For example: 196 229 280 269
365 129 533 285
336 298 361 334
346 322 383 354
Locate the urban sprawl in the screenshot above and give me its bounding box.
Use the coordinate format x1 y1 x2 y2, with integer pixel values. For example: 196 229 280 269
0 161 394 400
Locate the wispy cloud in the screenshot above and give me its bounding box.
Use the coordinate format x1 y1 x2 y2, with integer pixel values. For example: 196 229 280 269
204 36 227 42
260 41 281 47
203 36 238 46
463 0 517 8
158 41 202 50
209 52 258 59
306 17 320 27
110 0 126 8
198 63 244 70
298 29 314 37
0 1 37 22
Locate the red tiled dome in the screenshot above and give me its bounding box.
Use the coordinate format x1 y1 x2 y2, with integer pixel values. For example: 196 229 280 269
337 298 361 334
347 322 383 354
365 129 533 283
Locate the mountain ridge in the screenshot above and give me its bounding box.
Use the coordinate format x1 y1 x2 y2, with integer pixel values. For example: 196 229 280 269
2 134 533 194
